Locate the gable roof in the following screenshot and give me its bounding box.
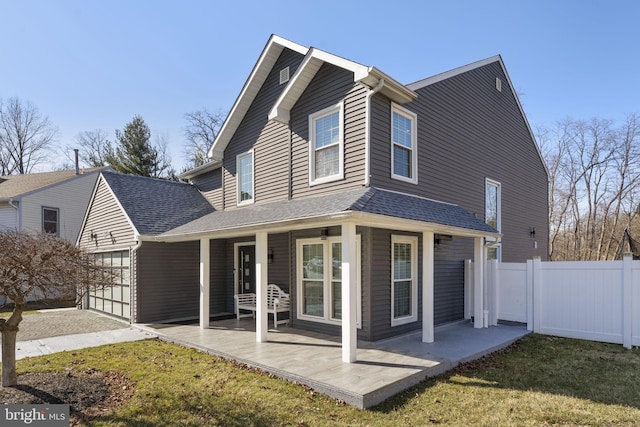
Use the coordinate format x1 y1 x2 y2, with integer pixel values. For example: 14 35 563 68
100 172 214 236
156 187 498 241
0 167 106 201
407 55 548 176
206 34 417 161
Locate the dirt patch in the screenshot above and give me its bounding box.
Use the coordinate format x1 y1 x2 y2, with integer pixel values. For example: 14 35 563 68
0 368 134 425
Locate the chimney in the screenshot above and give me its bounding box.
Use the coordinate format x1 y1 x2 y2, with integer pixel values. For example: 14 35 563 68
74 149 80 175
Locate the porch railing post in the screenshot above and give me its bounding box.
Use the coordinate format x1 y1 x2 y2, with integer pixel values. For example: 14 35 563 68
342 222 357 363
473 237 484 328
199 238 210 329
256 231 268 343
422 231 434 343
623 252 632 349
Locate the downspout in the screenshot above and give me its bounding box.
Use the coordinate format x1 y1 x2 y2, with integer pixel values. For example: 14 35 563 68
364 78 385 187
8 198 19 231
129 236 143 323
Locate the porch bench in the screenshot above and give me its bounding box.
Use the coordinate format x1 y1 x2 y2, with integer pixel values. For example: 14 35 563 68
234 284 290 329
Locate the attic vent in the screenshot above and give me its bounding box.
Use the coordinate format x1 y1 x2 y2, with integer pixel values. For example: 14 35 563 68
495 77 502 92
280 66 290 84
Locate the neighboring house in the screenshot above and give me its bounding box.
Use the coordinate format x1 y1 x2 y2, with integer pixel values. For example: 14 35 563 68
78 35 548 362
0 167 107 242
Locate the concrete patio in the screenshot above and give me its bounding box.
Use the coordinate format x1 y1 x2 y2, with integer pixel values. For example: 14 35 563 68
136 318 530 409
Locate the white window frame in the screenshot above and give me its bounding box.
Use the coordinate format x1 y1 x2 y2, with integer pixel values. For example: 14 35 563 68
391 103 418 184
42 206 59 236
309 103 344 186
296 236 361 328
236 150 254 206
485 178 502 261
391 235 418 327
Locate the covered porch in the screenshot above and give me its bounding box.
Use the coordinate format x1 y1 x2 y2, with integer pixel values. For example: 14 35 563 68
137 318 529 408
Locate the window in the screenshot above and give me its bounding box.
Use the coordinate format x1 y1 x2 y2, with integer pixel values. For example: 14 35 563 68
237 151 254 205
42 207 59 236
89 251 131 319
391 103 418 184
486 179 501 260
391 235 418 326
297 236 360 326
309 103 344 185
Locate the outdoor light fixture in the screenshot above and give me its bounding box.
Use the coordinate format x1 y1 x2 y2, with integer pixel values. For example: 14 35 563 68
530 227 536 238
320 228 329 240
268 248 274 264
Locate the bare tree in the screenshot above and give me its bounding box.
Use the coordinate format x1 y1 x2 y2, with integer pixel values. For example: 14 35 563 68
0 97 58 175
183 108 225 169
0 229 115 387
74 129 113 167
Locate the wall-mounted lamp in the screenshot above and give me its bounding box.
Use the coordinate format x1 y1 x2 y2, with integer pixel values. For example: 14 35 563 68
320 228 329 240
90 230 98 240
268 248 274 264
529 227 536 238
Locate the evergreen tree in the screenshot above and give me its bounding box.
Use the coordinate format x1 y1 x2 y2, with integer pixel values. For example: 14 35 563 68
106 115 173 178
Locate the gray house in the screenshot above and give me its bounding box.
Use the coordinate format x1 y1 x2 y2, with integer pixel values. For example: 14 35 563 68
78 35 548 363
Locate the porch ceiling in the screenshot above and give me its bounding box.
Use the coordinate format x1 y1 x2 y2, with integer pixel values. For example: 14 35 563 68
151 187 499 242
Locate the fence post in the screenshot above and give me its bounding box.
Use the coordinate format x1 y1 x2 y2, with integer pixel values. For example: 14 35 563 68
526 259 533 331
532 257 541 333
464 260 473 320
623 252 632 349
488 259 499 326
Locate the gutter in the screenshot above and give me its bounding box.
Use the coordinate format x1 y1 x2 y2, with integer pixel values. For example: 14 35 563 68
364 79 385 187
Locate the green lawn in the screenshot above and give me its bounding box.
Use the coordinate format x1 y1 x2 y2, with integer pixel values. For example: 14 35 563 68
12 334 640 426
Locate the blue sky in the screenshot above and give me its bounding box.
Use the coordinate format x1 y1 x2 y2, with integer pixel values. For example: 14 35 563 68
1 0 638 172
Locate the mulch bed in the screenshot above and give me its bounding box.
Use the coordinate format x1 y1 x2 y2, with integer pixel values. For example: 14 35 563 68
0 368 134 426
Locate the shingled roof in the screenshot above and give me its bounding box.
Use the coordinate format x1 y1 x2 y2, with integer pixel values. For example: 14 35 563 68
101 172 214 236
159 187 497 239
0 167 105 200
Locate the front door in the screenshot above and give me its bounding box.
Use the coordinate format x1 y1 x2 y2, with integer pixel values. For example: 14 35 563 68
237 245 256 294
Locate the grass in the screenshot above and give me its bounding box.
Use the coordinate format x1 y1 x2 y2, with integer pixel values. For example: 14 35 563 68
11 334 640 426
0 299 75 317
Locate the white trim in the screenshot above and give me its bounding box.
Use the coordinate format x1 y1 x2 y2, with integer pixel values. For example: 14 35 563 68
296 235 361 328
391 235 419 327
390 103 418 184
485 178 502 261
309 103 344 186
236 150 255 206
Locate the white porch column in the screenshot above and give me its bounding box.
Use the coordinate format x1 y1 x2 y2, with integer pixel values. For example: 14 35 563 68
422 231 435 343
255 231 268 343
473 237 484 328
199 238 210 329
342 222 357 363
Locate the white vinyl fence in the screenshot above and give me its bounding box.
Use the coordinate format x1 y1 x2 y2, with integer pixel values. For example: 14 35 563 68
491 255 640 349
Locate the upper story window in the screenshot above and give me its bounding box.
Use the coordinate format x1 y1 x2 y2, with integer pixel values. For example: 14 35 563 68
309 103 344 185
42 207 59 236
486 178 501 260
237 151 254 206
391 103 418 184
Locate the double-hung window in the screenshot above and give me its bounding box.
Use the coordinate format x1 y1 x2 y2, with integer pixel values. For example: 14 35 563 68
485 179 501 260
42 207 59 236
236 151 254 205
297 236 360 326
309 103 344 185
391 103 418 184
391 235 418 326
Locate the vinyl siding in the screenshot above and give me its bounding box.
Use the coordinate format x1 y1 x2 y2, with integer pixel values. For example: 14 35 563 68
223 48 304 209
290 64 367 199
77 177 137 251
369 228 423 341
191 168 222 210
0 203 17 229
20 171 101 242
370 61 548 262
136 241 200 323
209 239 227 314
